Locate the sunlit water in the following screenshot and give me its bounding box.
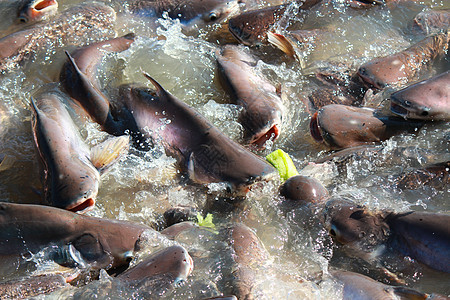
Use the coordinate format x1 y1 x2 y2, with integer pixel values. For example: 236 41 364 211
0 0 448 298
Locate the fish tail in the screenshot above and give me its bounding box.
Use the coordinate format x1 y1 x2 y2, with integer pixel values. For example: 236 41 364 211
90 135 130 174
267 31 306 68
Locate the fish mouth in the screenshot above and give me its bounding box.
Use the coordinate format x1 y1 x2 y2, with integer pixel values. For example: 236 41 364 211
310 112 324 143
390 102 408 117
357 67 385 90
67 198 95 213
19 0 58 23
250 124 280 149
33 0 58 11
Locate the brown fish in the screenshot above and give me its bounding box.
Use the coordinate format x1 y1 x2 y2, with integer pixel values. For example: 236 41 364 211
17 0 58 24
279 174 329 203
128 0 240 28
0 3 116 73
331 270 429 300
216 45 285 148
31 91 129 213
390 70 450 120
0 202 153 271
117 245 194 286
228 0 321 46
357 32 449 89
309 104 424 150
412 9 450 35
0 274 68 299
223 223 269 299
395 161 450 190
118 74 277 193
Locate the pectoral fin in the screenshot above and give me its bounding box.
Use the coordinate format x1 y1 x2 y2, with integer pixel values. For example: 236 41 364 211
90 136 130 174
391 286 428 300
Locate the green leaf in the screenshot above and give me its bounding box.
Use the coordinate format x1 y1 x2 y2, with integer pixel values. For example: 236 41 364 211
266 149 299 181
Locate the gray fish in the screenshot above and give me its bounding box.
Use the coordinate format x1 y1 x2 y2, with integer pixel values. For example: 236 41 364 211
31 91 129 212
357 32 449 89
215 45 284 148
17 0 58 24
0 202 152 271
309 104 424 150
118 74 277 193
60 33 137 136
331 270 428 300
0 3 116 73
128 0 240 27
390 70 450 121
0 274 68 299
324 200 450 273
117 245 194 287
385 211 450 273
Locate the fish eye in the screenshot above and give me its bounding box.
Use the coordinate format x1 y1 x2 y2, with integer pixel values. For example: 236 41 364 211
421 111 429 116
18 16 28 23
208 12 218 22
329 228 336 236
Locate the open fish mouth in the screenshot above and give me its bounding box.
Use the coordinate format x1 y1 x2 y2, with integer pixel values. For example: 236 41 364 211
250 124 280 149
19 0 58 23
390 102 409 117
33 0 58 11
67 198 95 213
309 112 323 142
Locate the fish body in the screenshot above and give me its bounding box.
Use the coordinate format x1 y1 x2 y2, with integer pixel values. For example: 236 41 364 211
357 32 449 89
412 9 450 34
390 70 450 120
117 245 194 286
0 274 68 299
395 161 450 190
17 0 58 24
0 3 116 73
279 174 329 203
128 0 239 27
118 74 276 192
0 202 150 270
309 104 424 149
331 270 428 300
31 91 129 212
386 211 450 273
216 45 284 148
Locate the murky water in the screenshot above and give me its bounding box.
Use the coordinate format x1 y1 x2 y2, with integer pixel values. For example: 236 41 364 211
0 0 448 298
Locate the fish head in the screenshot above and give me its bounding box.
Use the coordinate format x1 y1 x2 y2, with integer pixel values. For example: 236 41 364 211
323 199 390 249
17 0 58 24
228 6 284 46
239 99 283 149
187 142 277 194
357 57 409 90
390 71 450 120
175 0 240 28
118 245 194 284
47 162 100 213
279 175 329 203
309 104 378 149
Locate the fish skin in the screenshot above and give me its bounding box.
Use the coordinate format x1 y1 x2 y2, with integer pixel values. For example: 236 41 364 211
390 70 450 121
0 3 116 73
279 174 329 203
357 32 449 89
0 274 68 299
60 34 137 136
412 9 450 35
128 0 240 27
395 161 450 190
117 245 194 285
228 0 322 46
0 202 151 271
118 74 276 192
331 270 428 300
386 211 450 273
309 104 424 150
31 91 100 212
215 45 284 148
17 0 58 24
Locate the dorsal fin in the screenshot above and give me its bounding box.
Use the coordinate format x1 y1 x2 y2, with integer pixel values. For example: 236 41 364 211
142 72 173 101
